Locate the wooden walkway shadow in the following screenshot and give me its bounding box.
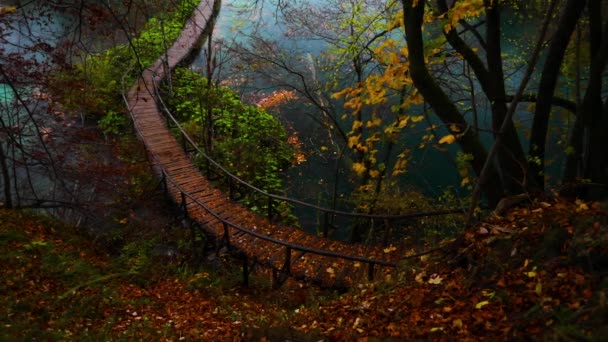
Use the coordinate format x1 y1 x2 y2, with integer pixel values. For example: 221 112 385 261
125 0 418 288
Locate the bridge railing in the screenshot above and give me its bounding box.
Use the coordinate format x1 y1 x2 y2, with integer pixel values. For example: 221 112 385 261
150 75 465 246
123 76 400 285
163 166 398 282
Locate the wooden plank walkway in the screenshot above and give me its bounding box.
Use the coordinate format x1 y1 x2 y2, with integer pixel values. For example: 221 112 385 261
126 0 402 288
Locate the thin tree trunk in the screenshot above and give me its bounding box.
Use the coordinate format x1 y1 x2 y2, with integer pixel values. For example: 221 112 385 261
205 32 215 153
530 0 586 189
564 1 608 184
467 0 559 222
402 0 503 207
484 0 527 194
0 143 12 208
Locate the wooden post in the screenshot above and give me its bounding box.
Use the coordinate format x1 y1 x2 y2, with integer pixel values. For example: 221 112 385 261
272 268 278 289
267 197 273 222
180 191 188 217
323 211 329 238
223 222 230 248
229 177 234 200
242 255 249 287
283 247 291 275
159 173 167 195
382 218 391 247
181 132 187 152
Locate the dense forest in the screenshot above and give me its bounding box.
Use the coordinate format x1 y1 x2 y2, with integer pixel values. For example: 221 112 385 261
1 0 607 339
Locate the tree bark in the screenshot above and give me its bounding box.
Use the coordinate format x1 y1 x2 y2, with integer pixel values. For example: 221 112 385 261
0 143 12 209
529 0 586 189
564 0 608 185
402 0 503 207
483 0 527 194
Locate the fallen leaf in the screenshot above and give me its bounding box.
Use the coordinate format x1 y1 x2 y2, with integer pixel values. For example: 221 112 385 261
428 275 443 285
383 246 397 253
475 301 490 309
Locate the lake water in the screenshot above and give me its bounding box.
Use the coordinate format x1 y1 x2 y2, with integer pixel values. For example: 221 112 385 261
204 2 571 215
0 3 72 208
0 1 571 231
206 1 473 203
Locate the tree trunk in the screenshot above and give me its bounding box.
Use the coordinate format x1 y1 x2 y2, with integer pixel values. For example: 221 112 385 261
0 143 12 209
483 0 527 194
564 0 608 185
205 34 215 153
529 0 586 189
402 0 503 207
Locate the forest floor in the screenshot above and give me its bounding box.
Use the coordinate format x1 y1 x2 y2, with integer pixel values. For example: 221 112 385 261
1 193 607 340
1 107 607 340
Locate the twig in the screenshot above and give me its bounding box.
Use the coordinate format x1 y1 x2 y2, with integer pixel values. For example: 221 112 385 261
57 272 138 301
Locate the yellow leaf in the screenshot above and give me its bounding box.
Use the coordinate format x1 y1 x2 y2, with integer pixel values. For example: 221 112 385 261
411 115 424 123
576 199 589 211
397 116 410 129
326 267 335 274
369 169 380 178
409 92 424 105
383 246 397 253
352 162 366 176
535 282 542 296
332 87 351 99
438 134 456 144
475 300 490 309
0 6 17 16
430 327 444 332
460 177 470 186
428 275 443 285
453 319 463 328
366 117 382 128
348 135 360 148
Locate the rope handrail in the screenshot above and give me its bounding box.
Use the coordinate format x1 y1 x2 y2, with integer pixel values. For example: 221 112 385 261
162 166 398 267
122 75 398 270
151 79 465 221
121 0 463 286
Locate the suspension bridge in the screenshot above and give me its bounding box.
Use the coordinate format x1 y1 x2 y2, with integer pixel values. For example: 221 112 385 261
125 0 461 288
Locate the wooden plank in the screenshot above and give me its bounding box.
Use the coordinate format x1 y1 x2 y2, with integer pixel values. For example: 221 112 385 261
125 0 407 288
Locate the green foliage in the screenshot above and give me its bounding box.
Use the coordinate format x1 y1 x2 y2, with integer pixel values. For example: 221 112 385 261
130 17 185 70
48 0 198 119
0 210 119 340
349 185 465 245
455 151 475 189
98 110 128 137
165 68 294 215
